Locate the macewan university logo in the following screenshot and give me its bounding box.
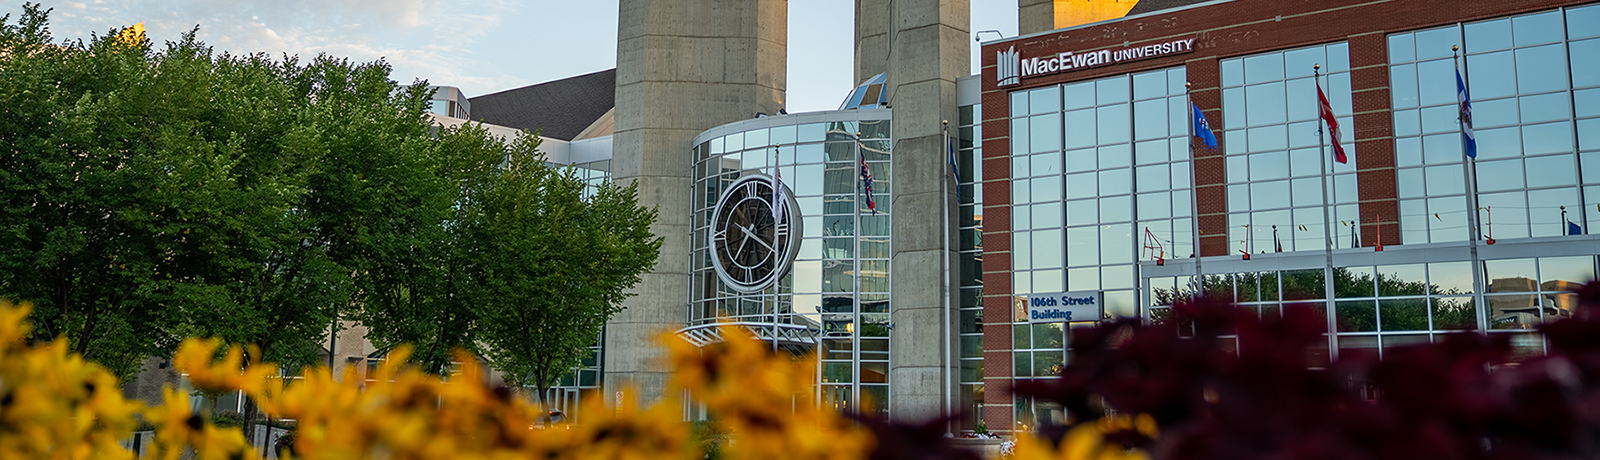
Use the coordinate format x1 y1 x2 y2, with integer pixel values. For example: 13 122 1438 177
996 38 1196 87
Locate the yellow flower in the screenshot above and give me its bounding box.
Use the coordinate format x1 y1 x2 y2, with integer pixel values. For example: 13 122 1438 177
1010 414 1157 460
171 338 279 395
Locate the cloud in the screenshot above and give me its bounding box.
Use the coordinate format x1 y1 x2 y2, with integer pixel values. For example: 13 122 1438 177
30 0 533 95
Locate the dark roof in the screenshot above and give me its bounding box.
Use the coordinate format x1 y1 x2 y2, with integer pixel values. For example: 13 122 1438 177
1127 0 1217 16
467 69 616 141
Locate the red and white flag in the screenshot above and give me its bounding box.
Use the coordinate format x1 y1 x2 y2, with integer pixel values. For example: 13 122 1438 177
1317 80 1349 164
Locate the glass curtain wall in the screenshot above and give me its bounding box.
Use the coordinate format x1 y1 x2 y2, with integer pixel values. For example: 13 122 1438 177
1148 254 1597 363
1390 5 1600 242
1009 66 1190 318
1221 42 1356 254
1007 66 1190 427
956 104 985 432
689 113 892 418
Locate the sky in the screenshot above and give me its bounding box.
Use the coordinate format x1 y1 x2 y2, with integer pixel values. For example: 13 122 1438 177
17 0 1018 113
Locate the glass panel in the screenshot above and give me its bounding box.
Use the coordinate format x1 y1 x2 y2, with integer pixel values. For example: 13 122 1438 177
1523 122 1574 156
1485 259 1538 293
1486 294 1541 330
1466 18 1513 51
1574 39 1600 89
1243 53 1284 84
1097 105 1131 144
1473 126 1521 161
1246 82 1288 127
1414 27 1460 61
1431 297 1477 330
1475 158 1524 192
1096 76 1130 104
1063 82 1096 110
1378 264 1429 296
1511 10 1563 46
1031 322 1064 349
1515 44 1569 94
1541 255 1596 287
1133 70 1168 100
1030 114 1062 153
1391 64 1419 109
1011 91 1030 117
1571 4 1600 40
1064 109 1097 150
1030 86 1061 115
1381 334 1431 354
1465 51 1516 100
1335 266 1376 298
1033 351 1065 377
1379 299 1429 331
1336 300 1378 332
1281 269 1325 301
1389 33 1416 63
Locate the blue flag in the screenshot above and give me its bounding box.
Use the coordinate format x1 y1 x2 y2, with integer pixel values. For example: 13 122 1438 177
1191 103 1218 149
947 134 961 183
1570 220 1583 236
1457 69 1477 158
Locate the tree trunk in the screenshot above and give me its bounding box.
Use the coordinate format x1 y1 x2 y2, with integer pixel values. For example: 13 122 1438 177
241 395 260 450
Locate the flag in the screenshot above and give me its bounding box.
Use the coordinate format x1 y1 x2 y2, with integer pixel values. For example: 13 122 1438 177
1570 220 1584 236
947 132 962 183
860 154 877 214
1457 69 1477 158
1316 80 1348 164
772 148 785 224
1190 103 1218 149
1273 226 1282 252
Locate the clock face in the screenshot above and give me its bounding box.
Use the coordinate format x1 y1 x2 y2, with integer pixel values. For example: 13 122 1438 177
710 174 802 293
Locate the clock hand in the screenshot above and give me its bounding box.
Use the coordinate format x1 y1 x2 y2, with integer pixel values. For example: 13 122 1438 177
733 227 750 261
739 223 777 253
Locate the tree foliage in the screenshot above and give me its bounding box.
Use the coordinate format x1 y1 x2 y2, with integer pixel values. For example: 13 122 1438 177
0 4 661 411
0 4 352 377
458 136 661 402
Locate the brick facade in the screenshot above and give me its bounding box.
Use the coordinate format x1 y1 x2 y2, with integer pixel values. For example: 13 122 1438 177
976 0 1598 434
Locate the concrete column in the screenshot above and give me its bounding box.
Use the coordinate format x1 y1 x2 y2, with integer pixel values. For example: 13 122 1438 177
1019 0 1143 35
609 0 787 407
855 0 891 83
887 0 968 423
1018 0 1056 36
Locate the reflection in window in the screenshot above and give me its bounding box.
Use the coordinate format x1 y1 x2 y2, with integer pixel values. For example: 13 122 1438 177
1393 7 1596 241
1222 42 1356 254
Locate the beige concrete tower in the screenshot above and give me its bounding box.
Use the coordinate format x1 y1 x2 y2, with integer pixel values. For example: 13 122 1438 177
884 0 968 422
855 0 890 83
1019 0 1142 35
1018 0 1057 35
609 0 787 406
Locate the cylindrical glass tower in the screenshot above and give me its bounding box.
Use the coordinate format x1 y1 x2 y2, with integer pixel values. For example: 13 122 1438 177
685 108 893 418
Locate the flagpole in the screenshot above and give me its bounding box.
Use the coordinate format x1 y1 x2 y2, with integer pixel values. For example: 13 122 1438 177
773 144 781 353
1455 46 1489 333
853 131 864 411
1314 65 1338 352
1185 82 1204 300
941 121 954 437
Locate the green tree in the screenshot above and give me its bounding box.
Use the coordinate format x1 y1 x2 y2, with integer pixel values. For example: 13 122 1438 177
0 6 348 378
454 127 661 405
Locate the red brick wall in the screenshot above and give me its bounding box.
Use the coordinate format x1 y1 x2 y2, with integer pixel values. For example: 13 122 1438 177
976 0 1597 434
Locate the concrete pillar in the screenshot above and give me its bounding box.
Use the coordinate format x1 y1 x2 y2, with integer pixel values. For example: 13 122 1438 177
609 0 787 407
855 0 891 83
1018 0 1142 35
1018 0 1056 36
887 0 967 423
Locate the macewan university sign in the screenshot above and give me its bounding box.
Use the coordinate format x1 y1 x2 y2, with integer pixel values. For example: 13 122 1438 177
997 38 1195 86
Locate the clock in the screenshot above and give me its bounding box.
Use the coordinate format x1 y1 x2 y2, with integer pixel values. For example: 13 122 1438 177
709 174 803 293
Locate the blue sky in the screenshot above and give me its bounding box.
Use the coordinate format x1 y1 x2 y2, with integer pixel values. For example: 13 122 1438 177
19 0 1018 113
